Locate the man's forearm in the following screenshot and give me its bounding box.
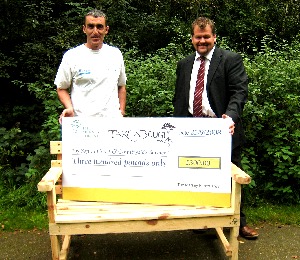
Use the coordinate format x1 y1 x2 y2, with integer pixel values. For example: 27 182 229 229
57 88 73 109
118 85 126 116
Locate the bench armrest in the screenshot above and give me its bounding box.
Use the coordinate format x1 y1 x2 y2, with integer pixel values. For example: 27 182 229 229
38 166 63 192
231 163 251 184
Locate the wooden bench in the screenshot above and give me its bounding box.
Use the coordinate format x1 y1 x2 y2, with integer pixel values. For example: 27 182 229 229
38 141 251 260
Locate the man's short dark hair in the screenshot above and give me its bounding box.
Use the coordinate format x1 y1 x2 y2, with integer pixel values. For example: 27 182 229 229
191 17 216 35
84 9 107 25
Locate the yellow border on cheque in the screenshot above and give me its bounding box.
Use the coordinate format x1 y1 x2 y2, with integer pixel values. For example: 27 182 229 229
63 187 231 207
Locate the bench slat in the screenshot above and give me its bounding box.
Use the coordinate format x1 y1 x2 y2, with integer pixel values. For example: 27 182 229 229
55 200 234 223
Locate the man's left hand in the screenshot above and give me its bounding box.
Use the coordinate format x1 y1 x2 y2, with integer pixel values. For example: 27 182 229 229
222 114 235 135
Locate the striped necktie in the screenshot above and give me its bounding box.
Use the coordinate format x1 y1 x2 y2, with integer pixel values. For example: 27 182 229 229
193 56 205 117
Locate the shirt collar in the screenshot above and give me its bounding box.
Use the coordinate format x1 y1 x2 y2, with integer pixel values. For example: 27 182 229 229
195 46 216 62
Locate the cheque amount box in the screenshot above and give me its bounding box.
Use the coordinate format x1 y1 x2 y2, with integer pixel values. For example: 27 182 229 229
178 157 221 169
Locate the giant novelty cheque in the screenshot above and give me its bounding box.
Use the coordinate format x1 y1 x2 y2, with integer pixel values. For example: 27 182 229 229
61 117 232 207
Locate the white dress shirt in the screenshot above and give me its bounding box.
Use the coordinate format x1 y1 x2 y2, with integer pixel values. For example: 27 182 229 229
188 46 216 117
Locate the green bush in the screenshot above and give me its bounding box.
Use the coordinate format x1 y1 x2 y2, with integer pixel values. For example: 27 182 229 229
242 38 300 204
0 127 40 187
125 44 185 117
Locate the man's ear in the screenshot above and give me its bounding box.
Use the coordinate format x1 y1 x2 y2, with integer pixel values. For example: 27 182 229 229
82 25 87 34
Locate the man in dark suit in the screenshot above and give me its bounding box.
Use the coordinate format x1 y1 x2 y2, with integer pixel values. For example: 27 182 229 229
173 17 258 239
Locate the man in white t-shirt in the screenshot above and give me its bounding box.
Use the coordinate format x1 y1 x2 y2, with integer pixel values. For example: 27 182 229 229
55 9 127 122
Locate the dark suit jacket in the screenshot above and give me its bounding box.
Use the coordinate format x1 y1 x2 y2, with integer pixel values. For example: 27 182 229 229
172 47 248 149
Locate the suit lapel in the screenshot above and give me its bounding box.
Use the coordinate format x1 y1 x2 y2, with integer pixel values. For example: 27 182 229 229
184 53 195 104
207 47 222 90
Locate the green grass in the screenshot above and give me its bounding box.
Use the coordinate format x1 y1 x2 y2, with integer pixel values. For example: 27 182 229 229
0 179 48 231
0 203 299 232
0 207 48 231
244 203 300 226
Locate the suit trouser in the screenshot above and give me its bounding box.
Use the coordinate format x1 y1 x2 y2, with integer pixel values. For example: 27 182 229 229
232 145 247 227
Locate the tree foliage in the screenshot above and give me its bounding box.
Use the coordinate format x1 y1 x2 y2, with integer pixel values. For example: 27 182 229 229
242 39 300 204
0 0 299 208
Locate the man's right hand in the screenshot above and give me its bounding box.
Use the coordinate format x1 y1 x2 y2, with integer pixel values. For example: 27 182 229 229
59 108 74 124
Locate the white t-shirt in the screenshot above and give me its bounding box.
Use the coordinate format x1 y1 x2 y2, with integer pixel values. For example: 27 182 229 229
54 44 127 117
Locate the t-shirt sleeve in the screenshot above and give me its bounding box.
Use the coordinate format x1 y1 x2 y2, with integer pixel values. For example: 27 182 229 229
117 51 127 86
54 53 72 90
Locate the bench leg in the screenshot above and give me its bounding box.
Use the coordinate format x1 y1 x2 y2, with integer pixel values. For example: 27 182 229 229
228 226 239 260
50 235 60 260
215 227 232 257
61 235 72 260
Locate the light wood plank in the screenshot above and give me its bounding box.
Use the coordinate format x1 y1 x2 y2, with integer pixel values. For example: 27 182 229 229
50 235 60 260
216 227 232 256
228 226 239 260
60 235 71 260
231 163 251 184
50 141 62 155
49 215 240 235
37 166 62 192
54 201 235 223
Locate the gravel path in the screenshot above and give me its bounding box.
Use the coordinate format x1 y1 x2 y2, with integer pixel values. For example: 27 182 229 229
0 223 299 259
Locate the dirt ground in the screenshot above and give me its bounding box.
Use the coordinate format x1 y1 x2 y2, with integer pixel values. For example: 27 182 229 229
0 223 299 260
